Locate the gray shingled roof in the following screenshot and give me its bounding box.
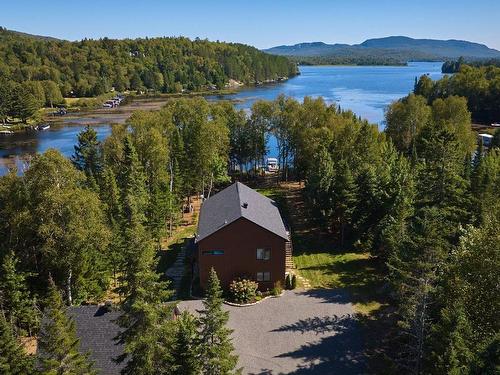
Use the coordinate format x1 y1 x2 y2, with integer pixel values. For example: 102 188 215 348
67 306 125 375
196 182 289 242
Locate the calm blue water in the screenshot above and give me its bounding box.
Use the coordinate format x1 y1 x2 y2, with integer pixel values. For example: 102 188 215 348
209 61 443 124
0 62 443 175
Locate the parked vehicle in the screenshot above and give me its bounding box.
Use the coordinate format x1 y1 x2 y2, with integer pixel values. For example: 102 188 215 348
266 157 279 172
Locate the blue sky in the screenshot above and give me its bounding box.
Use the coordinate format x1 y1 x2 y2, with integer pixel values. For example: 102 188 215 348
2 0 499 49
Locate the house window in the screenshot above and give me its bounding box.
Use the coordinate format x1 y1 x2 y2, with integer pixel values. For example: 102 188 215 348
202 250 224 255
256 272 271 282
256 248 270 260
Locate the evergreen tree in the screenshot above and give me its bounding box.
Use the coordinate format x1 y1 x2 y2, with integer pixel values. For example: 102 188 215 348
72 125 103 183
332 160 357 247
100 167 124 286
38 283 96 375
119 135 148 226
171 311 201 375
10 85 39 122
198 268 239 375
0 78 16 124
304 146 334 228
116 194 173 375
0 314 35 375
0 252 39 336
388 208 448 375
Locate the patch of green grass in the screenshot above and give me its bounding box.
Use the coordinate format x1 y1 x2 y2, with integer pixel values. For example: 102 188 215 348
354 301 387 316
294 251 371 288
294 250 386 315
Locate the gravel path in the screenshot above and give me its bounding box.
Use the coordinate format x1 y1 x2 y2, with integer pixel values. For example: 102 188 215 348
179 289 365 374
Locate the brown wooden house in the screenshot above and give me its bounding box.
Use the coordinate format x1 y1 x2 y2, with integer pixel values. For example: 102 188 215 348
195 182 292 291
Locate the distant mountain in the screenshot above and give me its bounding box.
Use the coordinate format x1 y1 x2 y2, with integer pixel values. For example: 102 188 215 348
264 36 500 64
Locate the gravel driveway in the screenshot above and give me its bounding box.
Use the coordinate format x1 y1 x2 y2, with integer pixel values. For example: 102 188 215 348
178 289 365 374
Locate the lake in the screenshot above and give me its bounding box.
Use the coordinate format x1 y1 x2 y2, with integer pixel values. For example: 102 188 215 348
0 62 443 175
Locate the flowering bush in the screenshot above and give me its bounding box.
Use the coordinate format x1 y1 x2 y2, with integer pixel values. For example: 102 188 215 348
229 278 258 304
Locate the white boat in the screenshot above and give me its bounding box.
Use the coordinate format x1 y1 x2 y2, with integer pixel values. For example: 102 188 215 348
37 124 50 131
0 130 14 134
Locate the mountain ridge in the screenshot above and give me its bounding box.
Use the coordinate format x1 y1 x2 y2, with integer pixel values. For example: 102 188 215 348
264 36 500 62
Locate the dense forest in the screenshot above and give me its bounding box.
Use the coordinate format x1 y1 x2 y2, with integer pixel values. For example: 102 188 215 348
255 94 499 374
0 98 246 374
442 57 500 73
0 27 297 96
415 64 500 123
289 55 407 66
1 88 499 373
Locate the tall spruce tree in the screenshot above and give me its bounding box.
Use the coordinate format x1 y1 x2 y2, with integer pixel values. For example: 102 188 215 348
388 208 449 375
38 283 96 375
0 252 39 336
198 268 239 375
72 125 103 186
115 136 174 375
171 311 201 375
332 160 357 247
0 313 35 375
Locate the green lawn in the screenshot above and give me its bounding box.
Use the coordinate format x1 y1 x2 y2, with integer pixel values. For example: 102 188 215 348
294 251 372 288
259 183 387 315
294 250 386 315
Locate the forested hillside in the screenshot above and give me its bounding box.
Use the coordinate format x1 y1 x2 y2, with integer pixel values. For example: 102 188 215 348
265 36 500 65
414 64 500 123
0 27 297 97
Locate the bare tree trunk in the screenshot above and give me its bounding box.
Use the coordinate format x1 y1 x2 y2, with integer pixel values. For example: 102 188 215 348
67 269 73 306
169 160 174 237
207 172 214 199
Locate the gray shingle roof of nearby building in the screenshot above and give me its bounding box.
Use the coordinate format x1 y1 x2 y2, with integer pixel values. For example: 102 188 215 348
195 182 289 242
67 306 125 375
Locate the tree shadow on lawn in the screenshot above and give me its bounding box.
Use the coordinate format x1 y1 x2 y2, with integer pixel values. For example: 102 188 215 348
272 314 366 375
298 256 388 308
257 297 396 375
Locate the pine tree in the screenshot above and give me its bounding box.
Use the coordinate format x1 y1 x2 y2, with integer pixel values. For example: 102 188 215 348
116 212 173 374
100 167 124 286
119 135 148 226
432 299 474 374
38 283 96 375
0 313 35 375
388 208 448 375
171 311 201 375
72 125 103 183
0 251 39 336
332 160 357 247
198 268 239 375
